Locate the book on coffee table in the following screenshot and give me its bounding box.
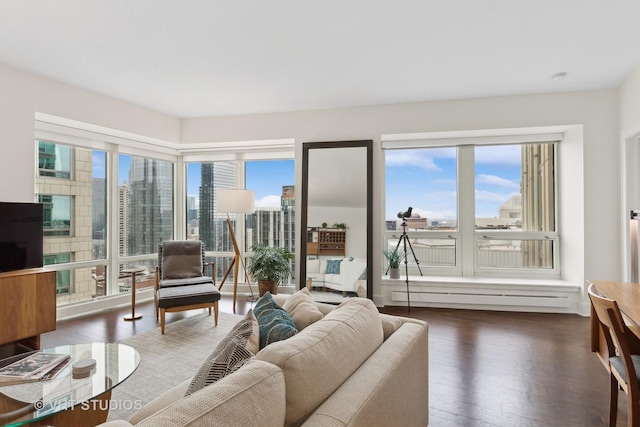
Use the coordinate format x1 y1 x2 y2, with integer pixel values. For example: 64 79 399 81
0 352 71 385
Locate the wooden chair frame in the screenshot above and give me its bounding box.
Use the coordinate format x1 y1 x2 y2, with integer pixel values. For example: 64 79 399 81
589 283 640 427
154 242 219 334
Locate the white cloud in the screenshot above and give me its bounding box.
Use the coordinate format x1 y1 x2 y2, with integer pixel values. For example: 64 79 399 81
475 190 517 203
256 195 281 207
386 150 441 171
474 145 521 166
476 174 519 189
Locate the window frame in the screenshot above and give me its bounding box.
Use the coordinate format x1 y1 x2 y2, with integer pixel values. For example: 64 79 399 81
382 130 561 280
182 155 296 285
35 123 179 303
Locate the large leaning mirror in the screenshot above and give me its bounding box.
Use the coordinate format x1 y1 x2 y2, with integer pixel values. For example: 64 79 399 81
300 140 373 301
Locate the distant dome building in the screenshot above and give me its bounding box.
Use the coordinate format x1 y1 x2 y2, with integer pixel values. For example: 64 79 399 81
499 195 521 219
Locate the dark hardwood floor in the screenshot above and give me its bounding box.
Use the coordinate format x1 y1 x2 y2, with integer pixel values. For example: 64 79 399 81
39 296 619 426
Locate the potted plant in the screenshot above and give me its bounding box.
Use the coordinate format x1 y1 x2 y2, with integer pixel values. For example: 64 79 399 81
247 246 293 296
383 248 404 279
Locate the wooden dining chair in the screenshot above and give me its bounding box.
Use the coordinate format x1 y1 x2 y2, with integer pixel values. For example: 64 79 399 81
588 283 640 427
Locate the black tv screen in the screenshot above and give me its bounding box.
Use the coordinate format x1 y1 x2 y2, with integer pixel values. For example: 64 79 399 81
0 202 44 273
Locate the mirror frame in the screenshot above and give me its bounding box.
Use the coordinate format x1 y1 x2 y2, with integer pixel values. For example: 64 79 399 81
299 140 373 299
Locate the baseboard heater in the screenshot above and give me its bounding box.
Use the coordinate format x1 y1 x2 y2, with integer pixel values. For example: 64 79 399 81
390 290 570 308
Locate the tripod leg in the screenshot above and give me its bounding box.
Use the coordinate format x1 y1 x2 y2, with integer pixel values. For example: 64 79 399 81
404 235 424 276
402 234 411 313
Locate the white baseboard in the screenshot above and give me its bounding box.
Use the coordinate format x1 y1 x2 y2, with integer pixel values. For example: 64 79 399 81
382 276 583 314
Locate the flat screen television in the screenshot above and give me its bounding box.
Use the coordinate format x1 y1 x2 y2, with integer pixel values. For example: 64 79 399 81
0 202 44 273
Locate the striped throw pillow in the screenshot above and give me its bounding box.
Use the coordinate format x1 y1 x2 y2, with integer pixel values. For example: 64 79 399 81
184 311 255 396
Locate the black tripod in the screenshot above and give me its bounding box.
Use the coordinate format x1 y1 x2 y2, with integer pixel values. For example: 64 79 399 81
387 218 423 312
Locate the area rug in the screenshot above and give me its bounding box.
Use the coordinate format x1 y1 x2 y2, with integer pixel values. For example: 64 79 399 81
107 311 242 422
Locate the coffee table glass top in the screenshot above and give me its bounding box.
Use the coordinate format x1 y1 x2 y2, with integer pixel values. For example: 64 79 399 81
0 342 140 426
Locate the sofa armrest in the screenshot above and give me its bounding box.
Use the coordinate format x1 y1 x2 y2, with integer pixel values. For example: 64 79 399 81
302 321 429 426
339 261 366 292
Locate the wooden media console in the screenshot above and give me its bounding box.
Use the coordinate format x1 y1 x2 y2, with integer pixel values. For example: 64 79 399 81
0 268 56 352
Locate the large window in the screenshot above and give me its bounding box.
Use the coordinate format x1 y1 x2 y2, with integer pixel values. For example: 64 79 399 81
384 140 558 278
36 141 108 304
185 159 295 285
35 123 293 309
36 139 175 305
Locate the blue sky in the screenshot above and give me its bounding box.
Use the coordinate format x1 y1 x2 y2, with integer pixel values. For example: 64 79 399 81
385 145 522 221
100 155 295 208
187 160 294 207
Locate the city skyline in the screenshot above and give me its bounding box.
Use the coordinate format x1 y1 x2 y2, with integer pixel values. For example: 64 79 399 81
100 149 522 224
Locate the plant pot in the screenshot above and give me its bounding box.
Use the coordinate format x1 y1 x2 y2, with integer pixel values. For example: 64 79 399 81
389 268 400 279
258 280 278 296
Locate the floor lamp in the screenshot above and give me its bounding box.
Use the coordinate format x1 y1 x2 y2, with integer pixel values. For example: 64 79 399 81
217 189 255 313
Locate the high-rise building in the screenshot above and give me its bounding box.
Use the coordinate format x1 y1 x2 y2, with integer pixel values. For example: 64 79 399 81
199 162 236 253
281 185 295 253
127 159 174 256
186 195 198 221
92 178 106 238
118 183 129 256
197 162 237 281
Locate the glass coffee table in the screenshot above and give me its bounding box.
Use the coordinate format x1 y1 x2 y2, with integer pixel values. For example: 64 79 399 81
0 342 140 427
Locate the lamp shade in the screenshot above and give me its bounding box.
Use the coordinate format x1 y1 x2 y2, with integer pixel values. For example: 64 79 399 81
217 189 255 214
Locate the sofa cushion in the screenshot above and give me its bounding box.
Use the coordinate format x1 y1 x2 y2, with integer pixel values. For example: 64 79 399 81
157 283 220 309
256 297 383 426
159 276 213 288
185 311 255 396
135 360 286 427
282 288 323 330
254 292 298 349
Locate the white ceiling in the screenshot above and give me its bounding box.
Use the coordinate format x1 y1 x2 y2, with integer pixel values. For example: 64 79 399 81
1 1 640 119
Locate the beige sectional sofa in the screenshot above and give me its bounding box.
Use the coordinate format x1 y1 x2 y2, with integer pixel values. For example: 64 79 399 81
98 295 429 427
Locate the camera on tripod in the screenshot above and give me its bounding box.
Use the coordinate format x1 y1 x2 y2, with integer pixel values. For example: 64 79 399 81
397 206 413 219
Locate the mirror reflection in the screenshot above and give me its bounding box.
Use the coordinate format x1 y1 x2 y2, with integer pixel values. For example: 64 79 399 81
301 141 372 303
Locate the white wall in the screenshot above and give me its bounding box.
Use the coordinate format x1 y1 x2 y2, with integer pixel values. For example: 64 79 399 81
181 90 620 313
620 66 640 138
0 63 180 203
619 66 640 282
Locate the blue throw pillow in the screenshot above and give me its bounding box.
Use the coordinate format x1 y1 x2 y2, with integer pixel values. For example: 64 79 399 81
326 259 343 274
253 292 298 349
